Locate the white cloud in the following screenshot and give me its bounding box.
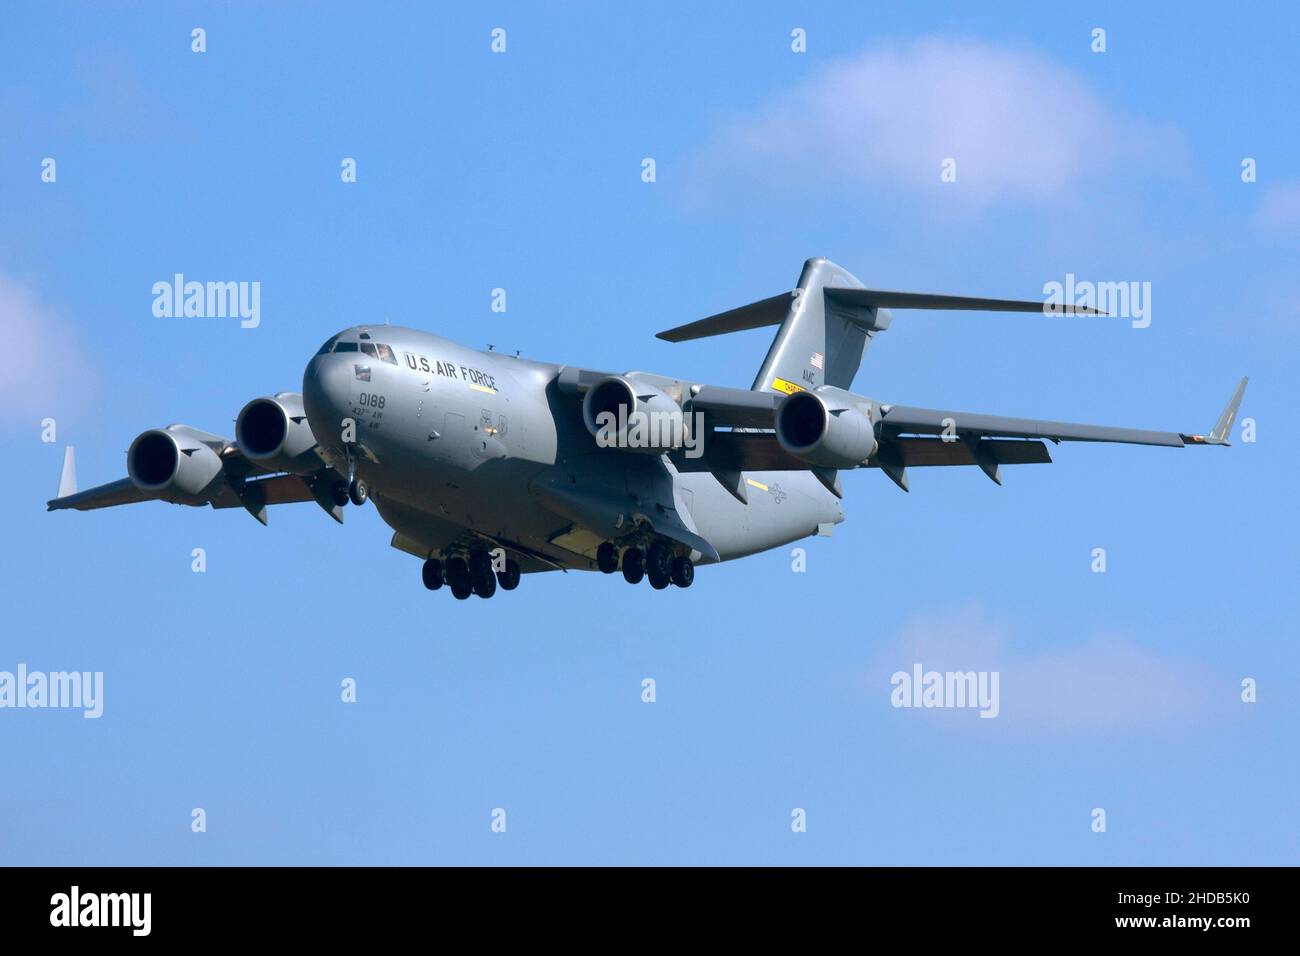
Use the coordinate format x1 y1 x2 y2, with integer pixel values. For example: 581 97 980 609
689 38 1173 208
1252 180 1300 234
0 275 95 427
876 603 1224 733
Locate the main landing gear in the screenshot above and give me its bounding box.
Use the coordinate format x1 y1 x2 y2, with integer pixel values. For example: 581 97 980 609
601 539 694 590
422 549 521 600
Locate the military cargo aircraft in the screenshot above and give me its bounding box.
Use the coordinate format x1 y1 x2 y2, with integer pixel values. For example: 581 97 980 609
48 258 1247 599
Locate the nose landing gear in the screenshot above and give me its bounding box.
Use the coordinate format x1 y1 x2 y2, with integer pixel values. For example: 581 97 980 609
330 451 369 508
347 477 368 506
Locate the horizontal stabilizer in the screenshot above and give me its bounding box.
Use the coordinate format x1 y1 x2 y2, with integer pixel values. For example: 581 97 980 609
656 292 794 342
826 288 1107 316
657 284 1107 344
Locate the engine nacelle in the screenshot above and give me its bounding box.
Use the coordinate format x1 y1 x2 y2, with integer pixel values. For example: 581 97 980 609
127 425 226 502
582 375 686 454
775 389 878 469
235 392 324 475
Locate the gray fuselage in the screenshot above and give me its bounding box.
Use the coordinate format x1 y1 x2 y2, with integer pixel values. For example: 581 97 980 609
301 325 843 573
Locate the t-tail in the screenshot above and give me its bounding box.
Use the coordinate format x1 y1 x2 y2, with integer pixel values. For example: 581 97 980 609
656 256 1105 395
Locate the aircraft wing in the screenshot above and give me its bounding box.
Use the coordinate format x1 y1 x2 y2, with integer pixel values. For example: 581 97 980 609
682 377 1246 447
45 476 153 512
674 377 1247 493
46 444 343 525
878 407 1183 447
880 375 1249 448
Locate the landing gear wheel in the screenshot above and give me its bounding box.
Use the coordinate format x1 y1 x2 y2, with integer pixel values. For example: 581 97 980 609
621 547 645 584
422 558 444 591
497 558 521 591
596 542 619 574
647 567 671 590
472 572 497 599
670 556 695 588
646 542 673 582
445 556 470 591
348 477 368 506
468 549 495 592
331 482 350 507
450 582 472 600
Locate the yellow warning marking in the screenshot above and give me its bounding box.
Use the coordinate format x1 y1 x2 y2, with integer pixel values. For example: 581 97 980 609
469 383 497 394
771 377 805 395
745 478 769 492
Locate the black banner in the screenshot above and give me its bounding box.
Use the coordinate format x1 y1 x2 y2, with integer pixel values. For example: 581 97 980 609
0 866 1280 940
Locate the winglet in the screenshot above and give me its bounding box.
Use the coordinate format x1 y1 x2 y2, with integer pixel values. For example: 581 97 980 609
1181 377 1248 446
56 446 77 499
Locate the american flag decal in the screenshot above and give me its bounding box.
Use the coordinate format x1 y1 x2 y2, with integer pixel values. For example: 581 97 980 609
810 352 824 370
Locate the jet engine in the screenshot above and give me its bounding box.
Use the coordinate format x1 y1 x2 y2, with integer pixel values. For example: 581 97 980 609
581 375 686 454
127 425 226 502
235 392 325 475
775 389 878 469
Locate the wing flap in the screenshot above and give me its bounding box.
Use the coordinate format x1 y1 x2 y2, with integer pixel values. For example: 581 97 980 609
672 432 1051 472
891 436 1051 467
687 385 781 429
209 473 319 508
672 431 805 473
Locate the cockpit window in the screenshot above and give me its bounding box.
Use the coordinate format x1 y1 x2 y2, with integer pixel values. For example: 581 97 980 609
317 336 392 358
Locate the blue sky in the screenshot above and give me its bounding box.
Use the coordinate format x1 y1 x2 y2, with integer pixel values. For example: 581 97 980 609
2 1 1296 864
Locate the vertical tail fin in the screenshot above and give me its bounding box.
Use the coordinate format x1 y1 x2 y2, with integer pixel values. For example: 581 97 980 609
655 258 890 395
750 258 887 394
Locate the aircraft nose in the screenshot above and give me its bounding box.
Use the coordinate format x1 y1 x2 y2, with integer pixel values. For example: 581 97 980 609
302 353 355 447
